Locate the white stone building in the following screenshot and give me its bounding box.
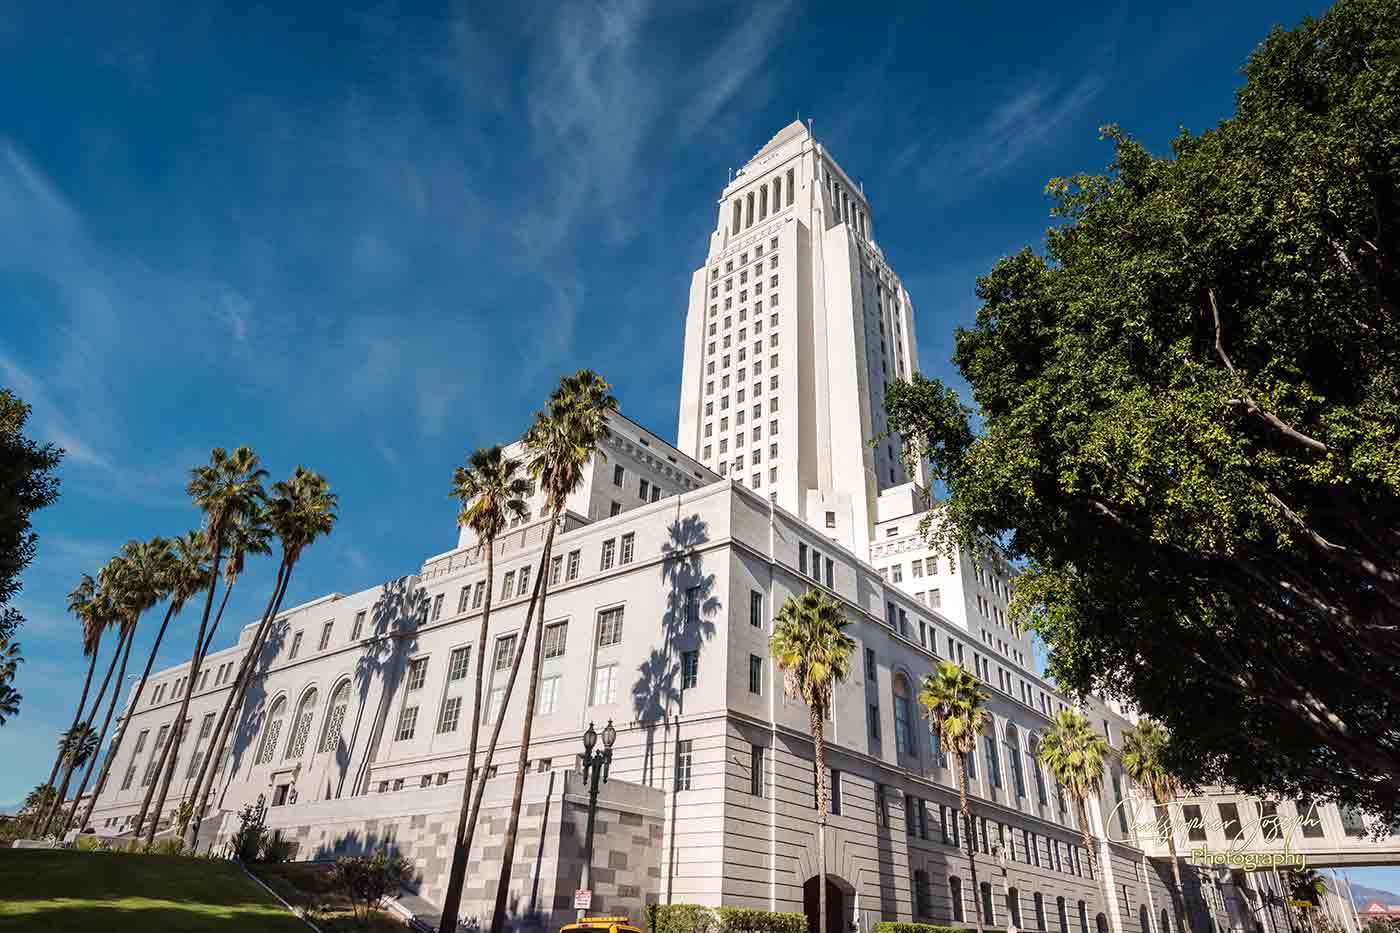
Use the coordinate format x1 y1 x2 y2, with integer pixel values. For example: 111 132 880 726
75 122 1343 933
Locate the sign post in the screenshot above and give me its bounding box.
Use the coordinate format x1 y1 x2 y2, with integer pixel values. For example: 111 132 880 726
575 889 593 913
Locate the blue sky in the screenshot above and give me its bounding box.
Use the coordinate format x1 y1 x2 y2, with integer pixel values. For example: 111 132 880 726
4 0 1394 889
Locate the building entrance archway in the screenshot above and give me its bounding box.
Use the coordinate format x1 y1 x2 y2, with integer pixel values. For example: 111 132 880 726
803 875 851 933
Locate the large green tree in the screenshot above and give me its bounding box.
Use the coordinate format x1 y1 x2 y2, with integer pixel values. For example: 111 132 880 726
884 0 1400 819
0 389 63 723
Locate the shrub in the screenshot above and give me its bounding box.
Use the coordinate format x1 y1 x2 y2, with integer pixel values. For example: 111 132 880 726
330 849 414 925
230 801 268 863
718 907 808 933
648 904 807 933
259 832 299 863
72 834 106 852
874 924 964 933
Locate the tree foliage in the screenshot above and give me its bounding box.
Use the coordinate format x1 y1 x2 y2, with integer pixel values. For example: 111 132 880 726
0 389 63 722
884 0 1400 819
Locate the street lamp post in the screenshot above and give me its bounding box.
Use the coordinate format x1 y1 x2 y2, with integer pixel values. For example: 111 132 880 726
578 720 617 921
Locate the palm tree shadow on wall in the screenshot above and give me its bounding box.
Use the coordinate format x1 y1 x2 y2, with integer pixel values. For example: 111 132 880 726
629 512 720 903
342 576 422 799
631 513 720 784
216 619 291 807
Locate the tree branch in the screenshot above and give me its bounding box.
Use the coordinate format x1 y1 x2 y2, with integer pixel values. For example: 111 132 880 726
1209 289 1330 454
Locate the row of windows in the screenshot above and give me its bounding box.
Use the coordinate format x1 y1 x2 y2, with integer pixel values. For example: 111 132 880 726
881 556 954 582
728 175 793 236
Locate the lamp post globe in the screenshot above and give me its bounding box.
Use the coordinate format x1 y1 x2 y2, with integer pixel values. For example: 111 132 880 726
602 720 617 749
583 722 598 754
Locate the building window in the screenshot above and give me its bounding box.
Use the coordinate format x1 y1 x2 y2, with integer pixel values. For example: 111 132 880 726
407 658 428 691
288 631 303 659
984 733 1001 788
319 682 350 753
351 610 366 640
892 564 904 583
825 557 834 587
1182 804 1207 842
518 564 531 597
639 478 650 499
866 647 877 681
675 739 694 790
868 704 881 740
982 883 996 926
597 607 624 647
681 650 699 689
1008 888 1023 928
494 635 516 671
485 686 504 723
620 533 635 564
437 697 462 733
431 593 444 621
914 870 933 918
539 675 560 716
799 542 808 575
566 550 581 581
319 621 334 650
748 654 763 694
750 744 764 796
457 586 471 614
613 464 624 486
600 538 616 570
472 581 485 608
750 590 763 627
395 706 418 741
502 570 515 600
950 878 965 922
448 646 471 681
543 621 568 659
829 769 842 814
591 664 617 705
893 675 915 755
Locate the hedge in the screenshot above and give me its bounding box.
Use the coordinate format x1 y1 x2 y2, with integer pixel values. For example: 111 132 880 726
874 923 965 933
647 904 808 933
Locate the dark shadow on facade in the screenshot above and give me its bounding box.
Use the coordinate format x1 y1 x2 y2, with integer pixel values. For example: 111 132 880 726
345 576 423 799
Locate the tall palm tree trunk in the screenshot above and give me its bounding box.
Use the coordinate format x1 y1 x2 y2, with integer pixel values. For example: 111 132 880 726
144 539 225 847
489 541 554 933
81 601 178 833
41 628 126 835
438 543 498 933
812 706 829 933
200 575 237 658
44 637 101 799
183 561 289 848
1164 817 1193 933
64 630 135 831
1077 796 1098 872
450 532 552 929
961 755 986 933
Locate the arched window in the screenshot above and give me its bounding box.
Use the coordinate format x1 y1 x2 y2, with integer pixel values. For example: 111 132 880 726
318 680 351 753
1057 897 1069 933
1005 723 1026 798
256 696 287 765
982 882 996 926
1035 892 1046 930
1008 887 1023 928
949 877 965 922
1030 733 1049 805
285 688 319 759
1160 909 1171 933
1096 914 1109 933
984 727 1002 789
1079 901 1090 933
893 674 915 756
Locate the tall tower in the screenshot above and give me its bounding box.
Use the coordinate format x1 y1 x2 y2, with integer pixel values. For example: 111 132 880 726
676 121 924 558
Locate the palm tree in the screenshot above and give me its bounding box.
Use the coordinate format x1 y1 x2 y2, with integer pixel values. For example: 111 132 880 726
1037 707 1111 873
183 467 338 848
39 576 108 805
52 724 99 814
146 446 267 848
85 531 207 834
39 561 124 835
1122 720 1194 933
770 589 856 933
487 370 617 933
919 660 991 933
67 536 173 833
200 507 272 658
436 446 530 933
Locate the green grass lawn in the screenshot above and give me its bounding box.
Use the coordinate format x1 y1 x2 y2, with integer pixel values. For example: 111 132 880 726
0 849 309 932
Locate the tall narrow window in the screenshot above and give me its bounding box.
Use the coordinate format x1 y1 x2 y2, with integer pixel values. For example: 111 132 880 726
285 689 319 759
600 538 616 570
786 168 794 206
591 664 617 705
256 699 285 765
749 744 764 796
893 675 915 755
395 706 418 741
750 590 763 627
318 682 350 753
680 650 699 689
431 593 444 621
318 621 334 650
749 654 762 694
597 607 624 646
620 532 635 564
543 621 568 659
494 635 516 671
675 739 694 790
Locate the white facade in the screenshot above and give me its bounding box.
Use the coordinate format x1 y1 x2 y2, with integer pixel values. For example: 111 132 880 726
676 121 924 561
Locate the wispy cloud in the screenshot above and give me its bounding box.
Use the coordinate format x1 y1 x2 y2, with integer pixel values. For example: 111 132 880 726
917 67 1110 195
